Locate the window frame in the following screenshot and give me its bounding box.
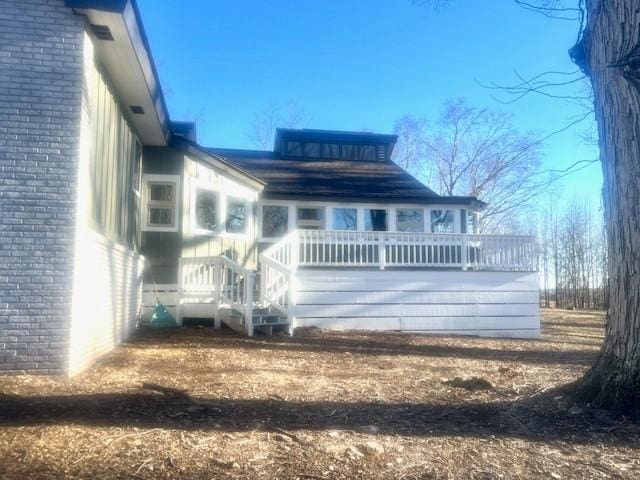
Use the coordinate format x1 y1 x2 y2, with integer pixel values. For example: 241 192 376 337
260 204 290 240
396 208 425 233
331 207 358 231
141 174 180 232
364 208 389 232
191 186 220 235
225 196 250 236
430 209 456 233
296 206 326 230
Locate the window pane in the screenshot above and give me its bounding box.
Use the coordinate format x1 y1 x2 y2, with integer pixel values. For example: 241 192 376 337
321 143 341 159
357 145 376 161
333 208 357 230
286 141 302 156
262 205 288 238
303 142 320 157
195 190 217 231
149 207 173 226
431 210 455 233
296 207 325 230
364 209 388 231
465 210 477 234
397 209 424 232
149 183 174 202
226 199 247 234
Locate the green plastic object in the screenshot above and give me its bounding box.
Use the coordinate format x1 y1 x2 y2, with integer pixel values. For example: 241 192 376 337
150 302 178 327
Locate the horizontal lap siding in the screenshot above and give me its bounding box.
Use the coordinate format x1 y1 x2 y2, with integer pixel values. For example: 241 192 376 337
294 270 539 338
68 232 145 376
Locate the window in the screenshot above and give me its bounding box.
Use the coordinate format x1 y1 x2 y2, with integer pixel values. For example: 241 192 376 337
194 189 217 232
297 207 325 230
462 209 478 234
364 209 388 231
143 175 179 232
397 208 424 232
286 141 302 156
303 142 321 157
262 205 289 238
333 208 357 230
431 210 455 233
226 198 248 234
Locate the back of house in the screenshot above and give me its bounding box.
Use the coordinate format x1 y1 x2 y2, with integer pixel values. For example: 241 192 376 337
0 0 539 376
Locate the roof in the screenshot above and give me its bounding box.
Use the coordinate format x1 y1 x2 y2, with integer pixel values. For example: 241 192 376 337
274 128 398 153
206 147 483 207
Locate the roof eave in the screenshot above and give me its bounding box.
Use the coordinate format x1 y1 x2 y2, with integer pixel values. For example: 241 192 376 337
65 0 170 146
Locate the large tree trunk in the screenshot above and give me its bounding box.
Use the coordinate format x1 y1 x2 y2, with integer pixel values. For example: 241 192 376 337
574 0 640 417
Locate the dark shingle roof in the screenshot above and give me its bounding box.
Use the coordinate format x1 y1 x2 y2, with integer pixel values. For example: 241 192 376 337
206 147 483 207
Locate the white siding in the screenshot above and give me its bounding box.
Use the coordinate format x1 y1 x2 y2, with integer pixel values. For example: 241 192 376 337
294 270 540 338
68 231 145 376
67 33 145 376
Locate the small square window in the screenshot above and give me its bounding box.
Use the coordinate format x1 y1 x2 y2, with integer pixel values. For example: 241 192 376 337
149 183 175 202
149 207 173 226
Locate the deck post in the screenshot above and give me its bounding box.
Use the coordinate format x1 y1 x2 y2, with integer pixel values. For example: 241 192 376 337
378 232 386 270
245 272 254 337
461 234 468 271
213 257 222 328
177 258 183 326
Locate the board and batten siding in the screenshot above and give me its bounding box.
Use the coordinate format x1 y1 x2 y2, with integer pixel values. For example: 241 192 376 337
181 155 259 269
67 32 145 376
294 270 540 338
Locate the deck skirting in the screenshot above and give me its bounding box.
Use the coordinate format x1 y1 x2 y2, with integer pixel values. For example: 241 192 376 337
294 269 540 338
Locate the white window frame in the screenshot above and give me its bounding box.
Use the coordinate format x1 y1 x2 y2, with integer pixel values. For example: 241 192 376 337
260 203 291 241
296 206 326 230
224 195 251 237
141 174 180 232
191 184 221 236
396 207 425 233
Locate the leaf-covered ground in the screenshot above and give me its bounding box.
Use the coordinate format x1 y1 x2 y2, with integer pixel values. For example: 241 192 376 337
0 309 638 479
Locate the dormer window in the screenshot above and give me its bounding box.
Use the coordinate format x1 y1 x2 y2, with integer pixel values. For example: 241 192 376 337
283 141 386 162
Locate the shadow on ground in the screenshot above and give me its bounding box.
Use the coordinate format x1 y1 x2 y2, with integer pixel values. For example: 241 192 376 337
0 387 635 449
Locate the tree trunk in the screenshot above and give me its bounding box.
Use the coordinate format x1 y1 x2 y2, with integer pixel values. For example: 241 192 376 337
574 0 640 417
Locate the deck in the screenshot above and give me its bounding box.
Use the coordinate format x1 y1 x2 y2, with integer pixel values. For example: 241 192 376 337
143 230 539 337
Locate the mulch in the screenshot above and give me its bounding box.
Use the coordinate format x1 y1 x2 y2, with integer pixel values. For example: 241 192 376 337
0 309 638 479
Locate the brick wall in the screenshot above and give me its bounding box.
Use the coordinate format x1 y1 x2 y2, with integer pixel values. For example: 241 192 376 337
0 0 85 373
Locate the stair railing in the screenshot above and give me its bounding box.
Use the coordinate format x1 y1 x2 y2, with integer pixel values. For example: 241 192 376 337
259 230 299 334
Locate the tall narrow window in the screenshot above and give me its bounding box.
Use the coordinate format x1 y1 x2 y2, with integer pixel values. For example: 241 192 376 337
262 205 289 238
364 209 388 231
431 210 455 233
226 198 248 234
194 189 217 232
397 208 424 232
333 208 357 230
143 175 180 232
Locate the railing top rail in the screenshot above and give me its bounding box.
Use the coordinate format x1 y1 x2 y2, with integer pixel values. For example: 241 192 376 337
218 255 254 277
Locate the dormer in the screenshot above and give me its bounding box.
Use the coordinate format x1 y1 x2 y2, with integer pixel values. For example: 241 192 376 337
273 128 398 162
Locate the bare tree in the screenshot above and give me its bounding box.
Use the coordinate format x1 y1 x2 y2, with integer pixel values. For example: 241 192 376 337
394 99 545 233
392 115 432 184
414 0 640 416
247 100 307 150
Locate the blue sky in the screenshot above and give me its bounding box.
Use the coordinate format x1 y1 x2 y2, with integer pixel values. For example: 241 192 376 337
138 0 602 204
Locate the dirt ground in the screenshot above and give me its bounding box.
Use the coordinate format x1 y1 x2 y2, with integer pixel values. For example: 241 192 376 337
0 309 638 480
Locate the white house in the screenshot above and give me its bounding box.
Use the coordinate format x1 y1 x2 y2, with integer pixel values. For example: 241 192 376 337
0 0 539 376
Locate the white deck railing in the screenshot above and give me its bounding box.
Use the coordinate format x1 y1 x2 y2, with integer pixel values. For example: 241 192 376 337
179 255 255 335
259 231 298 333
296 230 537 272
